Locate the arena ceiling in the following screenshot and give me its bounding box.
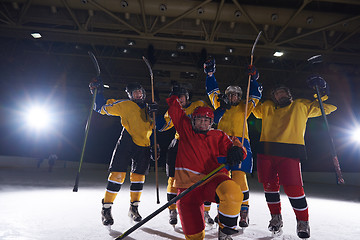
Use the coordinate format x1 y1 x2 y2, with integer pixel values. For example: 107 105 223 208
1 0 360 106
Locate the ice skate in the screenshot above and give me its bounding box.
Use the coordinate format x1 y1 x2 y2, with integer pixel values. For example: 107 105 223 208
169 209 178 225
204 211 215 225
239 205 249 228
101 199 114 226
297 220 310 239
128 202 142 222
268 214 283 236
218 227 238 240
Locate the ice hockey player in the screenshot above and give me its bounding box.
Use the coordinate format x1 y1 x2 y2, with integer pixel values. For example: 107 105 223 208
156 82 215 226
166 93 247 240
89 80 158 226
252 76 337 238
204 57 262 228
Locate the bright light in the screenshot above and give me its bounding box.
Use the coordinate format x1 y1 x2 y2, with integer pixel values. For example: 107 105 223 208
103 84 110 88
26 106 50 130
31 33 42 39
273 51 284 57
352 128 360 143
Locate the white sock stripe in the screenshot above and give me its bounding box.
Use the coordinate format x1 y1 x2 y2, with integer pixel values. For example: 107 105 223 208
130 190 143 193
218 210 240 218
131 181 145 184
167 192 177 195
267 201 281 204
293 206 308 211
106 189 118 194
265 191 280 194
288 194 306 200
242 190 249 194
108 179 123 184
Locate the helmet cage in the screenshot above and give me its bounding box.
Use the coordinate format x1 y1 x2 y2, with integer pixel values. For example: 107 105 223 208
225 85 242 105
191 107 214 132
271 85 293 106
178 87 190 101
125 83 146 102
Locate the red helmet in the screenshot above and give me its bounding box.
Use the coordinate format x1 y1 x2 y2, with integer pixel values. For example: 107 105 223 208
192 106 214 120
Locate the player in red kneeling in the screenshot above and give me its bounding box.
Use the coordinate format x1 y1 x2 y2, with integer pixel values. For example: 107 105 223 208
166 94 247 240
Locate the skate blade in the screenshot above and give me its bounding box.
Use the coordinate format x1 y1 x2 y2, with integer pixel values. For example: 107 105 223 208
271 229 283 237
105 225 112 231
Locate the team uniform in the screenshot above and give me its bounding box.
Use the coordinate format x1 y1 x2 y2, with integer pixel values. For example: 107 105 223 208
253 95 337 238
206 74 262 226
166 95 245 240
93 84 155 225
156 100 210 222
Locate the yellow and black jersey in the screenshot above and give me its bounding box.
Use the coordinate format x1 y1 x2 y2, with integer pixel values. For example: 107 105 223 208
97 98 154 147
252 98 337 159
157 100 208 139
206 75 262 140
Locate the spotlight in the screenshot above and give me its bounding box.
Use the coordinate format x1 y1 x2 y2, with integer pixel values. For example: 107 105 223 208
197 7 204 14
273 51 284 57
177 43 185 50
226 47 234 54
127 40 135 46
31 32 42 39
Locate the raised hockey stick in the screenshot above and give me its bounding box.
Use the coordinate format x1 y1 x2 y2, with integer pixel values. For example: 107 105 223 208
73 51 100 192
115 164 226 239
314 85 344 184
307 55 345 184
241 31 262 145
142 56 160 204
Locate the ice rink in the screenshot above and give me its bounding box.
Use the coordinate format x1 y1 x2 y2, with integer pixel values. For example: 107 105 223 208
1 158 359 240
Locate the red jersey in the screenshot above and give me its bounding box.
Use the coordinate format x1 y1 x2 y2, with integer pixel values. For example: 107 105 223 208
167 95 234 188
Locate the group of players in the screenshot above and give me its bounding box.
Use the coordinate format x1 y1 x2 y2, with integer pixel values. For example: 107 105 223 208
89 57 336 240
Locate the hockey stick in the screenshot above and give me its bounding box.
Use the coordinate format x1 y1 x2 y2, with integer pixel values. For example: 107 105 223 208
241 31 262 145
307 55 344 184
73 51 101 192
314 86 344 184
142 56 160 204
115 164 226 239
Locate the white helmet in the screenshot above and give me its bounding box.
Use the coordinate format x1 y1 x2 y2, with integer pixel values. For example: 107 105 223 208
225 85 242 105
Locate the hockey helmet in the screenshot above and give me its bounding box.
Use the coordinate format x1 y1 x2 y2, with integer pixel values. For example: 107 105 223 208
178 87 190 100
271 84 293 107
225 85 242 105
191 106 214 132
125 82 146 102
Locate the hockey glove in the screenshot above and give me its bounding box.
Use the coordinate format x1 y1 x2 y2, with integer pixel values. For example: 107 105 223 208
89 77 102 94
169 81 181 97
307 75 329 96
147 102 159 116
226 145 246 167
247 65 259 81
217 93 231 110
204 57 216 76
150 144 160 161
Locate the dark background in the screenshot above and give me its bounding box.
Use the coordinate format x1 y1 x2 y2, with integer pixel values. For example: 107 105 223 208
0 0 359 173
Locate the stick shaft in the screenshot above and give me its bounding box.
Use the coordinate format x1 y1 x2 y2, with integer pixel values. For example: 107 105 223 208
315 86 344 184
241 31 261 145
73 88 97 192
142 56 160 203
115 164 226 239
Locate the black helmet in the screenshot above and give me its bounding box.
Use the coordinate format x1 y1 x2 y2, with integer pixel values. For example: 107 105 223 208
125 83 146 102
178 87 189 100
271 84 293 107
